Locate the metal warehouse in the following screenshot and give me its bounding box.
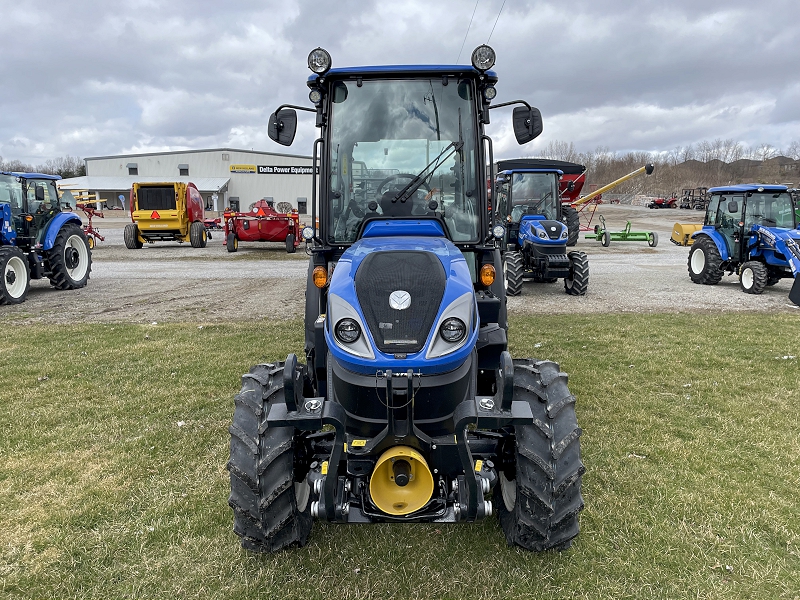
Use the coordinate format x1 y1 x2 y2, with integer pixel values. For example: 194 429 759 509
58 148 314 215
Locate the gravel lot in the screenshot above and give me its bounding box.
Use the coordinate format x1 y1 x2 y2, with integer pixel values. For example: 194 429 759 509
3 204 798 325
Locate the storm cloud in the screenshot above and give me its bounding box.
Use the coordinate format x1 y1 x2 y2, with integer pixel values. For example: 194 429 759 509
1 0 798 163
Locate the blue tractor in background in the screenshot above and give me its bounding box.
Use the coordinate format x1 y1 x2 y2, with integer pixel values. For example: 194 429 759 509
687 184 800 305
494 167 589 296
227 46 585 553
0 172 92 305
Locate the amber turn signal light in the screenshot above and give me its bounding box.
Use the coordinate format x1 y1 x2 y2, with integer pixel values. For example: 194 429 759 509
479 264 496 286
313 266 329 288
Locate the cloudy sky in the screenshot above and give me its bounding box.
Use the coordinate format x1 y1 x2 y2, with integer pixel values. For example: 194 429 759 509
2 0 799 164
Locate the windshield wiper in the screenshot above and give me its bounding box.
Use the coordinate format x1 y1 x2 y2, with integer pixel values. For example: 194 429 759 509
391 139 464 205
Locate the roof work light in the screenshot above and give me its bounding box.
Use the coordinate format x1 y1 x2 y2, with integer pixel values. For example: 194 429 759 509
308 48 332 75
471 45 496 72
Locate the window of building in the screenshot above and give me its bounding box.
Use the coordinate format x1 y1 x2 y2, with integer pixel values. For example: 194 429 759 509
222 153 230 161
297 197 308 214
127 163 138 176
178 164 189 176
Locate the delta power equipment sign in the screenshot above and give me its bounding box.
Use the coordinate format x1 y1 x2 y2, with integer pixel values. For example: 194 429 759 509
229 164 316 175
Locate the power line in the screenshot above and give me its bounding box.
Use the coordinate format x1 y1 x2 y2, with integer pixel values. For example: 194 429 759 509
487 0 506 43
456 0 480 63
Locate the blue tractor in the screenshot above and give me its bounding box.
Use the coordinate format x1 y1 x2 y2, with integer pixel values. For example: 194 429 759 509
494 167 588 296
0 172 92 304
687 184 800 305
227 46 585 553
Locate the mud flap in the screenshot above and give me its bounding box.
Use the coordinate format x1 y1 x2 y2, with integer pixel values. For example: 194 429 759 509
789 276 800 307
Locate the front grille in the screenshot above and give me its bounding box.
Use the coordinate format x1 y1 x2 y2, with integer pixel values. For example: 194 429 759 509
355 251 446 354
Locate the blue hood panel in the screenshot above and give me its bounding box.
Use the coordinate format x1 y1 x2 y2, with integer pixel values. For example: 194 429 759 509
326 233 478 375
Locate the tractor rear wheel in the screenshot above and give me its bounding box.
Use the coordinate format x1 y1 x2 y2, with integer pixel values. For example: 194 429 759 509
564 251 588 296
227 362 312 552
124 223 143 249
562 206 580 247
47 223 91 290
285 233 296 254
190 221 207 248
0 247 30 305
503 251 524 297
495 359 585 551
739 261 767 294
226 233 239 253
688 236 723 285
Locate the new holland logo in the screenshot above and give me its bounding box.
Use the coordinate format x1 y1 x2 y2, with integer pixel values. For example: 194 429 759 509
389 290 411 310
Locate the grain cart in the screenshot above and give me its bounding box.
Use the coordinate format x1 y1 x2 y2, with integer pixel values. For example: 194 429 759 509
222 199 300 253
124 181 207 248
0 172 91 304
494 167 589 296
227 46 584 553
687 184 800 305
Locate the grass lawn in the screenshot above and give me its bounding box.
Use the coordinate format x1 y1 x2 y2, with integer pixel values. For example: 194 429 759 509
1 314 798 599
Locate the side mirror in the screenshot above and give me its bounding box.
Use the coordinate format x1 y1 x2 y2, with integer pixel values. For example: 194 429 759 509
268 108 298 146
727 201 739 214
513 106 543 144
35 185 45 202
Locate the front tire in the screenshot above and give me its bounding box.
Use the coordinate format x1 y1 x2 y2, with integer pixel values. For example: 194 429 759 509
495 359 585 551
190 221 207 248
564 251 588 296
226 232 239 253
688 236 723 285
504 251 524 297
739 261 767 294
47 223 91 290
0 247 30 305
562 206 580 247
227 362 312 553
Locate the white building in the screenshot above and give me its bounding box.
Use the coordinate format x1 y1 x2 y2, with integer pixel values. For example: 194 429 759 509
58 148 314 215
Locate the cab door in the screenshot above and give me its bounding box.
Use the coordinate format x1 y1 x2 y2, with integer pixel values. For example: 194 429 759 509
714 194 744 260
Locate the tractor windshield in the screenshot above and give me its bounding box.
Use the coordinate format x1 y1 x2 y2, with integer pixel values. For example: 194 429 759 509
327 77 480 243
743 192 797 229
0 174 23 213
507 172 559 222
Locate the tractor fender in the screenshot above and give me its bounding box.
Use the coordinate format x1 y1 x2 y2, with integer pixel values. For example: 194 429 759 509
691 228 730 261
1 203 16 245
42 212 83 250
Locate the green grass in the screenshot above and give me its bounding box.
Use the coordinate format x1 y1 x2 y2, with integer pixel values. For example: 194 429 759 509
1 315 799 599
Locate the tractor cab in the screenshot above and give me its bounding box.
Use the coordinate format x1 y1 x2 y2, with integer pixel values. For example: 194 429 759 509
494 168 565 245
0 172 62 245
702 185 797 262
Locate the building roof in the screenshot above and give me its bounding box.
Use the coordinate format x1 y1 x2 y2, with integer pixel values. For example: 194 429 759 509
83 147 312 162
57 176 230 193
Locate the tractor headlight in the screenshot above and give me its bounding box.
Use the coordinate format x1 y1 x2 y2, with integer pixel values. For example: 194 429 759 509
492 224 505 239
308 47 332 75
483 86 497 101
471 44 496 72
308 88 323 104
440 318 466 343
560 229 568 240
538 230 548 239
335 318 361 344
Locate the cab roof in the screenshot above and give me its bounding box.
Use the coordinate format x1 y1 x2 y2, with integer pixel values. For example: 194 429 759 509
498 168 563 176
0 171 61 180
309 65 497 85
709 184 787 194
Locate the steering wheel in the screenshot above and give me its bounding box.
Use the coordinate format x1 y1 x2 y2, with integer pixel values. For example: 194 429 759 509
376 173 431 197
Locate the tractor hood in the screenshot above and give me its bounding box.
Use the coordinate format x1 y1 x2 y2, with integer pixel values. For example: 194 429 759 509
519 216 568 244
325 220 478 375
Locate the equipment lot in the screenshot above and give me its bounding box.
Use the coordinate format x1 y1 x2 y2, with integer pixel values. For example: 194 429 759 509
1 204 797 326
